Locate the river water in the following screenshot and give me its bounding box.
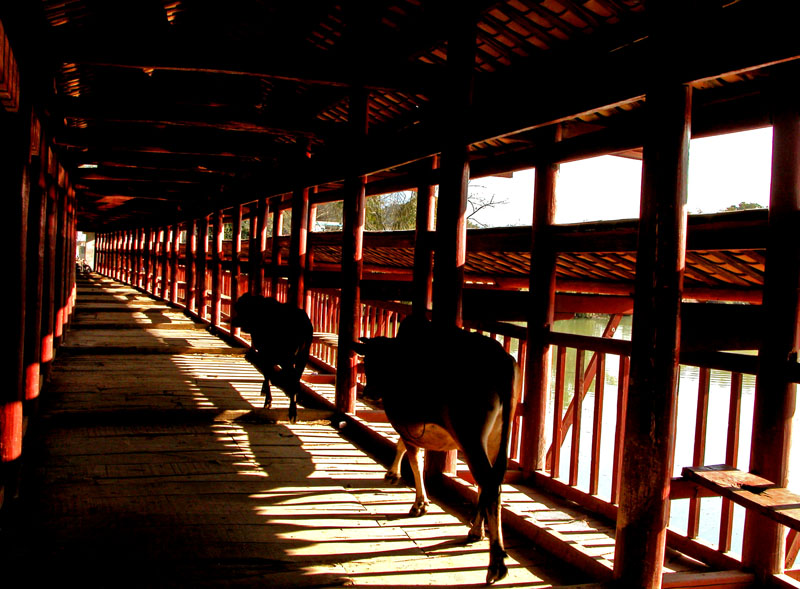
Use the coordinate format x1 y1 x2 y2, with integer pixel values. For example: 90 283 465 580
547 314 797 558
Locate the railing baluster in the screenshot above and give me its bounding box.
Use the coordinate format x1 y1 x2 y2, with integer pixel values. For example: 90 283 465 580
611 355 630 505
551 346 567 479
688 367 711 539
719 372 743 552
590 353 606 496
570 349 585 487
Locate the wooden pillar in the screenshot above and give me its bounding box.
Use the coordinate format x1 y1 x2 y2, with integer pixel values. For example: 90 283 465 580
53 169 68 348
411 156 437 315
40 159 58 378
269 202 283 298
146 227 156 294
613 76 691 589
335 86 369 414
231 204 242 314
288 181 310 310
197 216 209 321
249 198 267 296
211 210 223 327
170 222 180 304
742 71 800 580
185 219 197 314
24 122 46 404
160 226 169 299
522 126 561 474
428 2 477 477
0 99 31 485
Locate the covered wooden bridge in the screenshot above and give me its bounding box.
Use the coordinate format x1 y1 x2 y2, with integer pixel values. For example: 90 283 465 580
2 1 799 587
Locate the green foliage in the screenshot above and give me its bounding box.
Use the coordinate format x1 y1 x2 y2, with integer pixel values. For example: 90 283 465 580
366 191 417 231
723 201 765 211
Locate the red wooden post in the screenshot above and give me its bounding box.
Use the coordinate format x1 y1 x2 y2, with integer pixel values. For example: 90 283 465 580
211 209 223 327
0 99 31 489
335 86 368 414
256 197 269 296
24 124 46 403
185 219 196 314
170 222 180 304
196 216 209 321
161 226 169 299
54 169 68 347
412 156 437 315
742 72 800 580
613 72 691 587
231 204 242 320
523 127 560 474
427 2 477 478
288 180 310 310
269 202 283 298
40 170 58 377
147 227 156 294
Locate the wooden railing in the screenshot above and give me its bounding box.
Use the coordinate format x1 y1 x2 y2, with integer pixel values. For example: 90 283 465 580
94 230 799 574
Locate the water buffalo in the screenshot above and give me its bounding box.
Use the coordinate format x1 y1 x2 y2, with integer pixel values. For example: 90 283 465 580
354 316 520 584
231 293 313 422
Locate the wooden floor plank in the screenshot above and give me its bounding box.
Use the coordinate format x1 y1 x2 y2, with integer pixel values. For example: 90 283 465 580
2 275 583 588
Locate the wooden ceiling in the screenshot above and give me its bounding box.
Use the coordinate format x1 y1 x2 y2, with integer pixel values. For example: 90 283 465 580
4 0 799 230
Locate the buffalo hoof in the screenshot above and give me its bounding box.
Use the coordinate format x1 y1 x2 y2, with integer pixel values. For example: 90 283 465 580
409 500 429 517
485 548 508 585
465 531 483 544
384 471 401 485
288 405 297 424
485 562 508 585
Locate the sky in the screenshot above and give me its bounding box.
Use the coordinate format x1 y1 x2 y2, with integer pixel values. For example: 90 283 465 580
468 126 775 227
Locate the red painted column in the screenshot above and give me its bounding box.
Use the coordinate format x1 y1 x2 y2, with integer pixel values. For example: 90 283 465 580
289 182 310 310
231 204 242 323
742 71 800 581
522 126 561 474
0 100 31 487
197 216 209 322
428 3 477 477
211 209 223 327
170 222 180 304
411 156 437 315
24 124 46 404
185 219 197 314
613 82 691 589
269 202 283 298
335 87 368 414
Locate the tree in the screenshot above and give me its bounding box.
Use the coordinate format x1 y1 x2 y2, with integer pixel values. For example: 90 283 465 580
366 191 417 231
723 201 765 212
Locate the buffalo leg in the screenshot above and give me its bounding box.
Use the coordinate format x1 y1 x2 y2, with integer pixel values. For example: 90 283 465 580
385 439 407 485
261 380 273 409
405 444 429 517
460 441 508 584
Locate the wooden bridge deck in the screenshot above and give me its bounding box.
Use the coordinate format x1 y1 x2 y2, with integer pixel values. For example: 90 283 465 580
1 274 590 588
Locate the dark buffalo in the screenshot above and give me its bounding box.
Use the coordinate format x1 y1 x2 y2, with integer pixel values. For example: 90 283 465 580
354 316 520 584
231 293 313 422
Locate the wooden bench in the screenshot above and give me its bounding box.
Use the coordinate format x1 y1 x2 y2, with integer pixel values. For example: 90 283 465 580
682 464 800 531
